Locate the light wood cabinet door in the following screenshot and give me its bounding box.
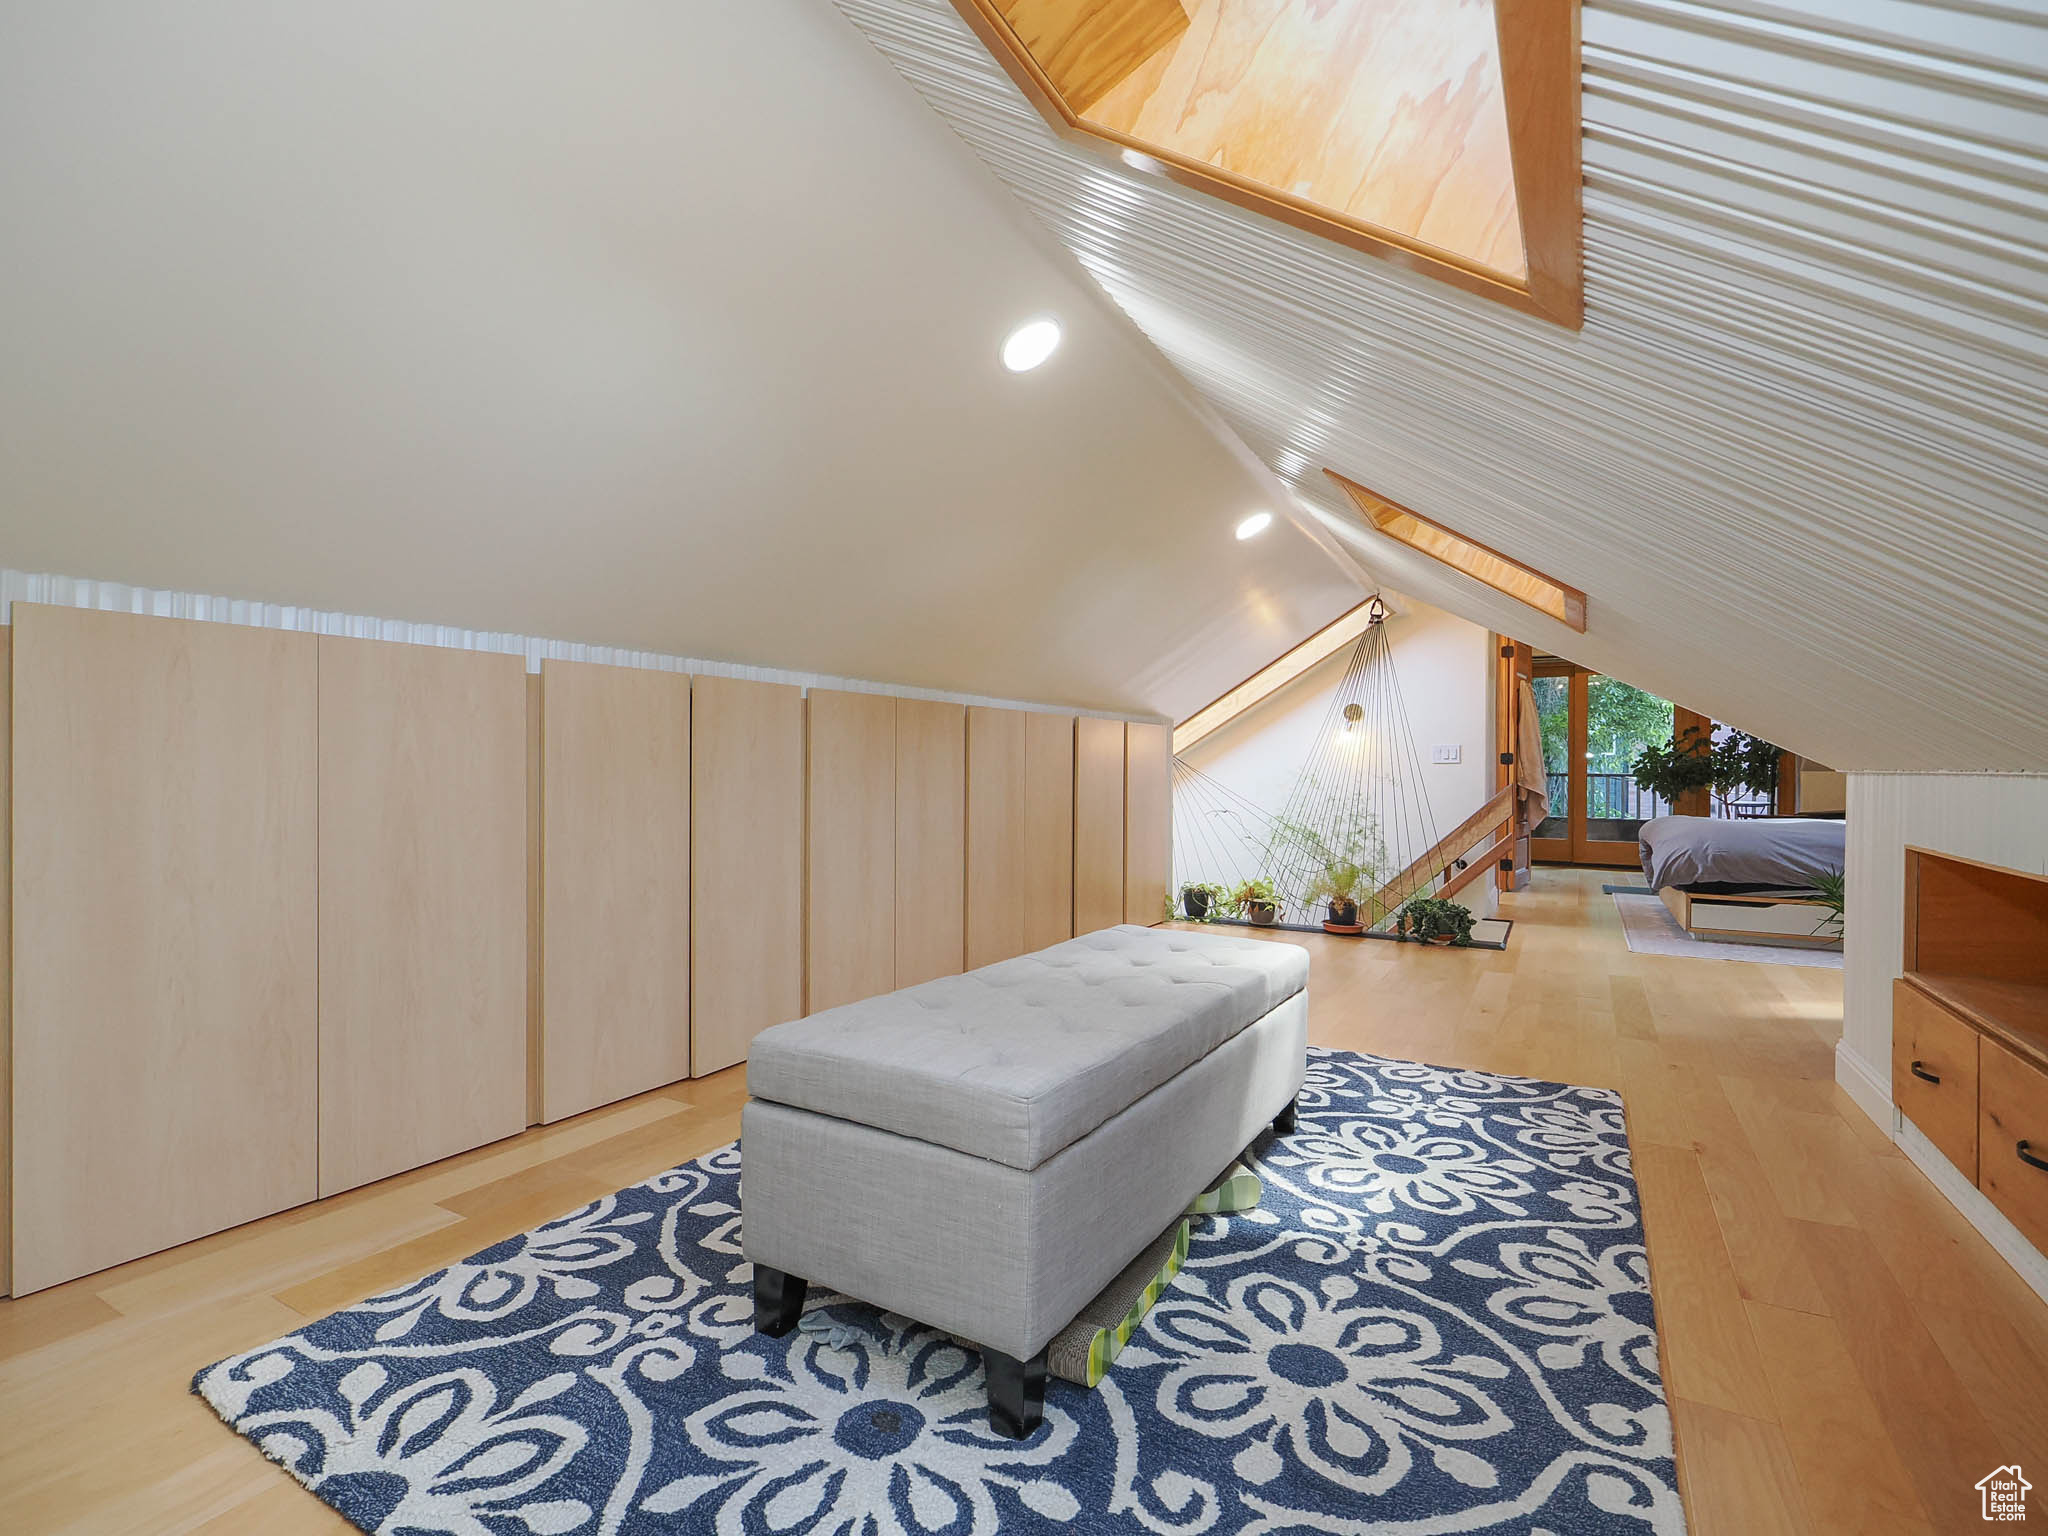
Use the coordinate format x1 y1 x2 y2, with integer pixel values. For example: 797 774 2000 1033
12 606 318 1293
318 637 528 1195
1123 721 1170 925
894 699 965 988
1890 980 1980 1181
541 660 692 1122
691 676 804 1073
1022 713 1076 952
1979 1038 2048 1257
1073 716 1126 934
808 690 897 1014
966 706 1029 969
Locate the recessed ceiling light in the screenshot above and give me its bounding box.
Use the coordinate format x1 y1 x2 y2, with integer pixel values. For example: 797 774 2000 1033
1001 317 1061 373
1235 511 1273 541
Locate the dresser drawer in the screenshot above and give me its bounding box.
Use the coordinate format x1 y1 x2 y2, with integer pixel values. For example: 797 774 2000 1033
1892 979 1979 1179
1980 1039 2048 1256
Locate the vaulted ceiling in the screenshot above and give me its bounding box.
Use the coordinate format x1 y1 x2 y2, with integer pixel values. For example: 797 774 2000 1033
0 0 1365 720
836 0 2048 770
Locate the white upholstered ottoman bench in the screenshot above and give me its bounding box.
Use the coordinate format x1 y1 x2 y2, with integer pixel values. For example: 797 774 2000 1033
741 923 1309 1437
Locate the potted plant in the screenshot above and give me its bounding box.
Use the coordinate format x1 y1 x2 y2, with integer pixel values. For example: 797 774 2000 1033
1396 896 1475 946
1271 808 1390 928
1811 869 1844 938
1630 724 1717 813
1632 725 1786 816
1179 881 1226 921
1226 877 1280 927
1304 860 1366 934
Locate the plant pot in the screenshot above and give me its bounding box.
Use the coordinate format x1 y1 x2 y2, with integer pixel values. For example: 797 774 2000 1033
1182 890 1211 920
1246 900 1278 927
1327 898 1358 927
1428 934 1455 946
1321 919 1363 935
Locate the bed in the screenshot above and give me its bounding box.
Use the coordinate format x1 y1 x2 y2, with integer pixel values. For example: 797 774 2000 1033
1637 814 1845 947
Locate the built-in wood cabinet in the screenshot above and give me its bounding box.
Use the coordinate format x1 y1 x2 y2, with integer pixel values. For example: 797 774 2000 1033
1023 712 1077 953
541 660 692 1122
894 700 966 988
1981 1037 2048 1258
11 606 319 1293
1074 716 1126 933
317 637 528 1195
1124 721 1171 924
1891 978 1980 1180
1891 848 2048 1258
691 676 804 1074
808 690 898 1014
966 706 1029 969
0 603 1165 1290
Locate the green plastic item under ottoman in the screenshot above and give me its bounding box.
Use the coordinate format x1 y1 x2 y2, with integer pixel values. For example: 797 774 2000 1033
1045 1218 1190 1387
1037 1153 1266 1387
1186 1158 1262 1216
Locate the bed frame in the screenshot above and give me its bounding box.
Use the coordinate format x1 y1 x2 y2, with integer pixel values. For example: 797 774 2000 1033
1660 885 1841 948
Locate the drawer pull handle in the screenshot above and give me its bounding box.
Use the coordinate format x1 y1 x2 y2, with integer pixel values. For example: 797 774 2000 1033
2019 1141 2048 1173
1909 1060 1941 1085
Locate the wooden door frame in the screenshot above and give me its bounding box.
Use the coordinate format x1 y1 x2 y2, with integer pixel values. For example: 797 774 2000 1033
1530 660 1664 868
1529 658 1575 864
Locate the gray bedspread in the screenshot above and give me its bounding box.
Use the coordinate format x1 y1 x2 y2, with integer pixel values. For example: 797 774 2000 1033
1637 815 1845 893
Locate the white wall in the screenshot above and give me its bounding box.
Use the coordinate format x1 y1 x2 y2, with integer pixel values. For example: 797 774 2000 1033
1178 595 1496 907
1838 770 2048 1299
0 0 1364 723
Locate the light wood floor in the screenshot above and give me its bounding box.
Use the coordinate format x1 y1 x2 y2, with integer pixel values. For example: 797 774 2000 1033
2 867 2042 1533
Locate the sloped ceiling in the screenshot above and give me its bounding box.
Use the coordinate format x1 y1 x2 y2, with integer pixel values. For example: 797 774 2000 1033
0 0 1366 720
835 0 2048 770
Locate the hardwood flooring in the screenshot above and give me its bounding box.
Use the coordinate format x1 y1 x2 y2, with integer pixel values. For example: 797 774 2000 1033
2 867 2042 1532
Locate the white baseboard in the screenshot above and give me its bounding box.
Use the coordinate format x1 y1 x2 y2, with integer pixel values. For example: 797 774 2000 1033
1833 1040 1895 1135
1895 1121 2048 1308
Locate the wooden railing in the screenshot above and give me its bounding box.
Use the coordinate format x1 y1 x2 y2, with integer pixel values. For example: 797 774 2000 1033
1363 781 1520 920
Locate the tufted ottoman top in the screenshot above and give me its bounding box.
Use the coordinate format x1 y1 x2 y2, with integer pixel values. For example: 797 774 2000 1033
746 925 1308 1171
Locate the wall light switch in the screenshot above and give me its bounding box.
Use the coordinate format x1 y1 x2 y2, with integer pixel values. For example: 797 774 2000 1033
1431 744 1462 764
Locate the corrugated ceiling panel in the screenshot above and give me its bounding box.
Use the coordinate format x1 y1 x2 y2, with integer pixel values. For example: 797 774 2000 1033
833 0 2048 769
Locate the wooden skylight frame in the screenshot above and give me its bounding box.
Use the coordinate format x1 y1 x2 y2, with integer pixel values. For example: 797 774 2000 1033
1326 470 1587 632
948 0 1583 328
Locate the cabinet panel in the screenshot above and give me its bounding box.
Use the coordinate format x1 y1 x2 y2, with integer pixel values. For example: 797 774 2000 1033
12 606 317 1292
1023 713 1076 952
1890 980 1980 1181
808 690 897 1014
1980 1037 2048 1258
1123 721 1170 925
0 626 10 1294
1073 716 1125 934
691 676 804 1074
895 699 965 988
318 637 528 1195
541 660 692 1122
966 707 1029 969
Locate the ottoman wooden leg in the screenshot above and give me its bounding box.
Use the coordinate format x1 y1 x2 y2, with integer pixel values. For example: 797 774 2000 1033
753 1265 808 1337
1273 1097 1299 1135
985 1347 1048 1440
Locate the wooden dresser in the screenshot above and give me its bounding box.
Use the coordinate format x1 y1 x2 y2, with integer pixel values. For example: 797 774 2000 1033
1892 848 2048 1255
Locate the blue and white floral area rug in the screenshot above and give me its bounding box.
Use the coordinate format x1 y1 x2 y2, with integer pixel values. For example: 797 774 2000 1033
195 1047 1686 1534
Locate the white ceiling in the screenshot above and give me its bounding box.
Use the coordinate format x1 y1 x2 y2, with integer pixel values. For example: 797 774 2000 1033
835 0 2048 770
0 1 1366 720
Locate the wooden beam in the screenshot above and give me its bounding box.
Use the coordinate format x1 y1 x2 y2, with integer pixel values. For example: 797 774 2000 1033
1173 597 1382 756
